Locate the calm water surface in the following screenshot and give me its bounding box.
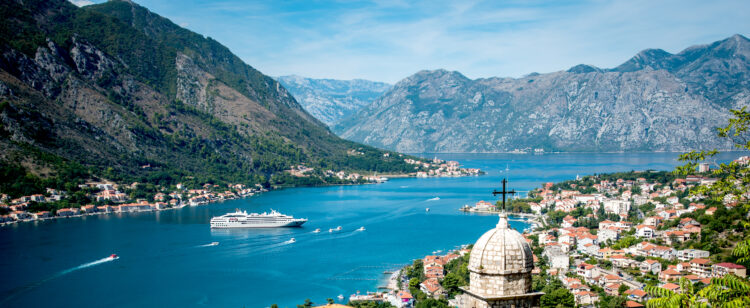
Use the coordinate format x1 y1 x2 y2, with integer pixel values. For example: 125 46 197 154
0 152 739 307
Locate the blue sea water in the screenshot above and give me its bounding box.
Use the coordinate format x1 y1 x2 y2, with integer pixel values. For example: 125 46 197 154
0 152 739 307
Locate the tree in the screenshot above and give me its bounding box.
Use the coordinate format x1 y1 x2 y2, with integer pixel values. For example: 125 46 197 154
409 277 421 289
441 273 461 297
618 284 630 295
646 277 706 308
327 298 335 304
540 288 574 308
415 298 449 308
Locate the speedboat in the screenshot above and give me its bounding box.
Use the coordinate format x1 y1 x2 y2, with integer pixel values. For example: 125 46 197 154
208 242 219 246
289 238 296 243
335 226 342 231
109 254 119 259
337 294 344 300
313 228 321 233
425 207 430 212
357 226 365 231
329 228 334 233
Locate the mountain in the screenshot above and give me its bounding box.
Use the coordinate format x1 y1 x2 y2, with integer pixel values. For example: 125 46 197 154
276 75 391 126
335 35 749 153
0 0 418 193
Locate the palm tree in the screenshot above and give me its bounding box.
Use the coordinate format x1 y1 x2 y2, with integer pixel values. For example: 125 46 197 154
697 274 750 308
645 277 707 308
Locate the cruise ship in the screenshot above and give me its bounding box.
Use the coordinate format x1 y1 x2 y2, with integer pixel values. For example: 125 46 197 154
210 209 307 228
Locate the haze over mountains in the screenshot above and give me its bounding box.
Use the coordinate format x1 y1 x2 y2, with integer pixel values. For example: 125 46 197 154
276 76 390 126
334 35 749 153
0 0 416 185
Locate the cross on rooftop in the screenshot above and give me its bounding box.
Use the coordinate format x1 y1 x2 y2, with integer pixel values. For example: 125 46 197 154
492 178 515 212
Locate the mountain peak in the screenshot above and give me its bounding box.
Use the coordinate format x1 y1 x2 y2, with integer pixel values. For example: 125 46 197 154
612 48 673 72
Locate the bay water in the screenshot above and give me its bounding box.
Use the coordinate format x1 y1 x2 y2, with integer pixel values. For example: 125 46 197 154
0 152 738 307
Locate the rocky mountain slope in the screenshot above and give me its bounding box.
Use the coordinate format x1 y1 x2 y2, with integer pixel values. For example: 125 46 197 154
335 35 749 153
276 75 390 126
0 0 416 189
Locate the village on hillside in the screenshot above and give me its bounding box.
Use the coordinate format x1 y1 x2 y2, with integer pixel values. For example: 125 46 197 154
338 157 749 308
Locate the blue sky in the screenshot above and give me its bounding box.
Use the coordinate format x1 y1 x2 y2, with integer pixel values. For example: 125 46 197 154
72 0 749 83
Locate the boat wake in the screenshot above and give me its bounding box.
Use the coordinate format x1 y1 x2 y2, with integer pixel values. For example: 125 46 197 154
0 256 117 304
426 197 440 201
196 242 219 248
58 257 117 276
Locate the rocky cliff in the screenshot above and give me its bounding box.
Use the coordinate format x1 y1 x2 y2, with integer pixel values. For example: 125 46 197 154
335 35 749 153
0 0 415 186
276 75 391 126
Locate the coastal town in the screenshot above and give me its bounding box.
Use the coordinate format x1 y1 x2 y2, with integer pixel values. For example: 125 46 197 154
0 157 480 226
334 157 750 308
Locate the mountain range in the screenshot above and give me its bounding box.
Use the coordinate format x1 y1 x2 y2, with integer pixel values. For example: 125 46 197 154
334 35 749 153
0 0 417 193
276 75 391 126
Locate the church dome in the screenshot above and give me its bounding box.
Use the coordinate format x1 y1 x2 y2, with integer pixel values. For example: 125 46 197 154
468 213 533 275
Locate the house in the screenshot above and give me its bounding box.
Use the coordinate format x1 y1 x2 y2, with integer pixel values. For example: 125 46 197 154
424 265 444 279
664 231 688 245
677 249 710 262
659 268 682 281
598 247 615 259
598 227 620 244
577 263 599 281
599 274 622 286
643 216 662 227
624 289 649 302
635 225 657 238
712 263 747 278
689 258 712 277
419 278 443 298
550 255 570 269
650 246 675 260
57 208 79 217
395 291 414 307
32 211 51 219
574 291 599 306
626 301 645 308
662 283 680 293
604 283 621 296
640 260 661 275
9 211 32 220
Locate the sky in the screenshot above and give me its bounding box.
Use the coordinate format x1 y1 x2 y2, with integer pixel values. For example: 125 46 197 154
72 0 750 84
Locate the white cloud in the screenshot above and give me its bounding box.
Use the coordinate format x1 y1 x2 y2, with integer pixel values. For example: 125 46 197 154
132 0 750 83
69 0 95 7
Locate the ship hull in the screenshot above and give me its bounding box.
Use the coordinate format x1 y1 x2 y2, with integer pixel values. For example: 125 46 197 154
210 219 306 229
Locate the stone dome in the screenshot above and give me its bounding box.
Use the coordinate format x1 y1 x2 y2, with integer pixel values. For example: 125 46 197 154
468 213 533 274
467 213 534 297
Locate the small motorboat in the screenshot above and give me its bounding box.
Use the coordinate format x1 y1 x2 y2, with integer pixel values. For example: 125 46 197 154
289 238 296 243
208 242 219 246
357 226 365 231
425 207 430 212
335 226 342 231
313 228 321 233
109 254 119 259
329 228 334 233
337 294 344 301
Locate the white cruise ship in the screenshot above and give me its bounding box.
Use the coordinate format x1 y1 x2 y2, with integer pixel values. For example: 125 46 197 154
210 209 307 228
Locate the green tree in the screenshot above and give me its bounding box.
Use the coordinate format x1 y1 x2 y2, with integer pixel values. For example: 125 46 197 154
441 273 461 297
409 277 421 289
540 288 574 308
415 298 449 308
646 278 706 308
618 284 630 295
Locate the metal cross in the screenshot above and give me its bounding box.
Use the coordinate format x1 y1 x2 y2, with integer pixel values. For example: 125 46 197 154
492 178 516 211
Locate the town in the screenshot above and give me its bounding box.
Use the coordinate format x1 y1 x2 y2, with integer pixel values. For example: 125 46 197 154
0 157 481 226
335 157 749 308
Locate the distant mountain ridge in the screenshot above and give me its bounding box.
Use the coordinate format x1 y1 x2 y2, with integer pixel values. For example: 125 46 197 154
276 75 391 126
334 35 749 153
